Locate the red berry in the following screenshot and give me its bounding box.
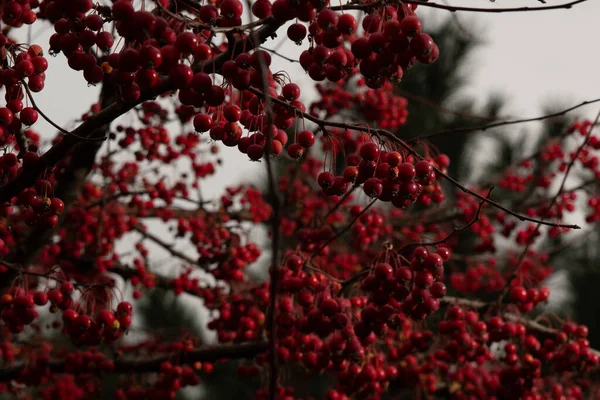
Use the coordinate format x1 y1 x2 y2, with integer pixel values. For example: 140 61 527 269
20 107 38 125
117 301 133 316
430 282 447 298
193 113 213 133
359 142 380 161
510 286 528 303
400 15 422 37
297 131 315 148
363 178 383 198
374 263 393 280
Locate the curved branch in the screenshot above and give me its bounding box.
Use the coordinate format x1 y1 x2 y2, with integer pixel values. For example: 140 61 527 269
248 87 581 230
411 97 600 143
399 186 493 251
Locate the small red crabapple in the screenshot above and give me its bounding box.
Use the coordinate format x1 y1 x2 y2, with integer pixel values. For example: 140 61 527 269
297 130 315 148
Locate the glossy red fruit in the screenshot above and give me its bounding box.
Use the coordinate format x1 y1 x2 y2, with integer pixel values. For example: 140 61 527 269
338 13 357 35
359 142 380 161
19 107 38 125
287 23 307 43
247 144 264 161
175 32 199 54
510 286 528 303
400 15 422 37
287 143 304 159
297 130 315 148
193 113 213 132
363 177 383 198
374 263 393 280
117 301 132 315
169 64 193 89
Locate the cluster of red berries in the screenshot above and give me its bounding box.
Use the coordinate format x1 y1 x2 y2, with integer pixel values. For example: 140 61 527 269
194 79 300 162
316 142 441 208
292 5 437 88
207 284 268 343
349 207 389 249
199 0 244 27
61 300 132 345
15 181 65 230
359 246 448 322
0 283 130 344
2 0 38 26
1 287 40 334
0 41 46 134
56 202 131 258
310 83 409 131
4 0 600 398
113 361 202 400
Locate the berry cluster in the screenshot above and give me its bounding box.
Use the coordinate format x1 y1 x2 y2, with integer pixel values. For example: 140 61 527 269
294 5 437 88
359 246 448 321
0 41 47 136
16 182 65 229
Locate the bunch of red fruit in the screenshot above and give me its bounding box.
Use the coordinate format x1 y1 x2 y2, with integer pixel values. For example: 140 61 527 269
16 181 65 229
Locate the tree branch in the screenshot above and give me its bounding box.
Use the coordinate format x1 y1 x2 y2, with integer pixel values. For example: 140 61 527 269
248 87 581 230
0 341 268 382
337 0 589 13
410 97 600 143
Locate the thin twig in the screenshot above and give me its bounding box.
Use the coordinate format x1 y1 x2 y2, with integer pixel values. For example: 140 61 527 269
259 46 300 64
22 82 106 143
323 185 357 220
335 0 589 13
411 97 600 143
248 87 581 230
308 199 377 263
244 7 283 399
0 342 268 382
400 187 494 250
131 224 205 269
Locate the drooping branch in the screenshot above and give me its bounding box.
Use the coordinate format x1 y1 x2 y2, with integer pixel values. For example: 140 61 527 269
248 87 582 230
